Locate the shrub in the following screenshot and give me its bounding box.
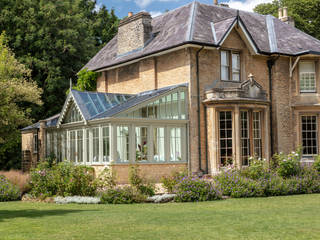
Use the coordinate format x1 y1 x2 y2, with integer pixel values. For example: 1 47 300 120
129 165 155 196
0 175 21 201
100 186 146 204
161 169 188 193
94 167 117 191
30 162 96 198
274 150 301 178
240 157 269 180
262 174 289 196
174 176 222 202
0 170 30 193
313 155 320 173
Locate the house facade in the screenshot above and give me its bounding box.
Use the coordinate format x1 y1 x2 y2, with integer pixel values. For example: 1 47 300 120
21 2 320 183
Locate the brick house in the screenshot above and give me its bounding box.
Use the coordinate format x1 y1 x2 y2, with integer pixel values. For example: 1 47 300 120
21 2 320 182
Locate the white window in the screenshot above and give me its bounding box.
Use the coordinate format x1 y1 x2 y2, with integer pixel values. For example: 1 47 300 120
221 51 241 81
33 133 38 154
221 50 230 81
301 115 318 156
135 126 148 162
153 127 165 162
170 127 182 161
77 130 83 163
102 126 110 162
92 128 100 163
117 126 130 162
300 61 316 93
69 131 76 162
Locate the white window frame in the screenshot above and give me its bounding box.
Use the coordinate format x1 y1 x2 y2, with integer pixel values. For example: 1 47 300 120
299 61 316 93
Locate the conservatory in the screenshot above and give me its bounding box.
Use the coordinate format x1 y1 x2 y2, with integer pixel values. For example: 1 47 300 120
45 84 189 166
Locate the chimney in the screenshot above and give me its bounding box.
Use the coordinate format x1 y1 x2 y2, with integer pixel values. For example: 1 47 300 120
214 0 218 5
128 12 133 17
278 7 295 27
117 12 152 56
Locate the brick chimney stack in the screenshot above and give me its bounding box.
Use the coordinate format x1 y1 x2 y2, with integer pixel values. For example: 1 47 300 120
214 0 218 5
117 12 152 56
278 7 295 27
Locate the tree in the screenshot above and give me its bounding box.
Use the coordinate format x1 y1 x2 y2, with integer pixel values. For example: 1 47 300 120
254 0 320 40
0 32 42 169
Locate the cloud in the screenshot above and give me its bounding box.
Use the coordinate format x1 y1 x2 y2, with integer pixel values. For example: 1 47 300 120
134 0 180 9
150 11 162 17
226 0 273 12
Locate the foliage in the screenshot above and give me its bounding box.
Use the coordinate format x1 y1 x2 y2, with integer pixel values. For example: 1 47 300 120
0 0 118 170
313 155 320 173
174 176 222 202
71 68 98 93
0 170 30 193
254 0 320 40
54 196 100 204
29 162 96 198
0 32 42 170
100 186 146 204
160 169 188 193
241 157 270 180
94 167 117 191
273 150 301 178
129 165 155 197
0 175 21 201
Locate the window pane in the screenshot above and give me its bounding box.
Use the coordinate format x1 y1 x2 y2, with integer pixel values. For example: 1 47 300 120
117 126 129 162
219 111 233 166
302 116 318 155
241 111 250 166
102 127 110 162
253 112 262 158
221 51 229 81
170 127 182 161
299 62 316 92
70 131 76 162
153 127 165 162
77 130 83 163
86 129 90 163
135 127 148 162
92 128 100 163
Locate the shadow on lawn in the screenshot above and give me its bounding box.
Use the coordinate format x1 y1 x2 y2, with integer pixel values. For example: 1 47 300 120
0 209 95 222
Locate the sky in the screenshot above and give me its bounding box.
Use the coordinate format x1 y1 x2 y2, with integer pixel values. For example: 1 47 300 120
96 0 273 18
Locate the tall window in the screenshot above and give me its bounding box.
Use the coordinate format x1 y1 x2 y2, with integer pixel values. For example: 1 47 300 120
153 127 165 162
253 112 262 158
301 115 318 155
240 111 250 166
221 50 241 81
70 131 76 162
117 126 129 162
170 127 182 161
92 128 100 163
219 111 233 166
135 127 148 161
77 130 83 163
86 129 90 163
299 61 316 93
33 133 38 154
102 126 110 162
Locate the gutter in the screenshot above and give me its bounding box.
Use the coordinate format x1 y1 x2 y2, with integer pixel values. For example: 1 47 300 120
196 46 205 174
267 55 280 157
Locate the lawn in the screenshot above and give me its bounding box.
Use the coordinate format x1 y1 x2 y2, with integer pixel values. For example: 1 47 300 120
0 194 320 240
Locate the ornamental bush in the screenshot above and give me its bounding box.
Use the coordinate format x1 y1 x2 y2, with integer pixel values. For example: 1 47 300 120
240 157 270 180
30 162 96 198
174 176 222 202
313 155 320 173
161 169 188 193
0 175 21 201
274 150 301 178
129 165 155 197
100 186 146 204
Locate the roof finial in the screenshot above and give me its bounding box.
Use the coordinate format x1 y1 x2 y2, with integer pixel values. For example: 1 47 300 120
69 78 72 90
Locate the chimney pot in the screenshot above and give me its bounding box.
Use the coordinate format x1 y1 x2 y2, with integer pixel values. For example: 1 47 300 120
214 0 218 5
283 7 288 18
278 8 283 19
128 12 133 17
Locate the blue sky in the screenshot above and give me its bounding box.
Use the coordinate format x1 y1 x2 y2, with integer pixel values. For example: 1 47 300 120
96 0 273 18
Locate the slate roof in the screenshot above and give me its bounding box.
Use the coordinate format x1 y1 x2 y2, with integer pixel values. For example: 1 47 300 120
22 84 187 131
84 1 320 72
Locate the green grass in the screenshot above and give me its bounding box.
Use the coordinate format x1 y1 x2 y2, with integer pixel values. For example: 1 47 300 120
1 194 320 240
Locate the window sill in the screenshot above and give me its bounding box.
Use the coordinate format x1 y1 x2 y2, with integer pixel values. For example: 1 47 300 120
110 161 187 166
220 80 241 83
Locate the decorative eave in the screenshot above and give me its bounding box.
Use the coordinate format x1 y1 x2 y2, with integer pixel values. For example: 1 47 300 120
56 91 87 128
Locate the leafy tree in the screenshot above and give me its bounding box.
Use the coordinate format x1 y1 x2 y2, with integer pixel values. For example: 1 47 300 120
254 0 320 40
73 69 99 92
0 33 42 169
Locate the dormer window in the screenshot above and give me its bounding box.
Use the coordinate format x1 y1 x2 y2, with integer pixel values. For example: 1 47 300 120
299 61 316 93
220 50 241 81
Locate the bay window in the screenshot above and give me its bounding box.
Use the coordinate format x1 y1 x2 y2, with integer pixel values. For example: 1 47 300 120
299 61 316 93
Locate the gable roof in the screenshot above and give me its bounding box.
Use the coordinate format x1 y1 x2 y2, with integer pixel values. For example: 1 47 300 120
84 1 320 72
